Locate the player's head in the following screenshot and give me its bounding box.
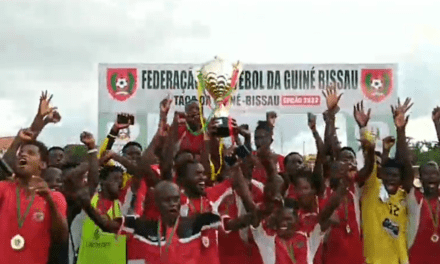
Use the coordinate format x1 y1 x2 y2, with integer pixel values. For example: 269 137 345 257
16 141 48 178
380 158 404 195
48 146 65 169
284 152 304 177
294 169 317 209
275 198 299 239
339 147 357 174
254 121 273 149
43 167 63 192
176 158 206 197
99 166 124 200
122 141 142 164
419 161 440 197
329 161 352 189
154 181 181 225
264 174 285 209
185 99 201 127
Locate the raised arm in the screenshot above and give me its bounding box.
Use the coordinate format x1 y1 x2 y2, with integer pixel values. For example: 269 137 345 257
357 130 376 187
1 92 59 180
97 113 132 160
432 107 440 143
322 85 343 159
308 114 325 195
352 101 375 187
392 98 414 193
318 163 349 231
80 132 100 195
228 159 258 213
160 111 183 182
76 188 121 233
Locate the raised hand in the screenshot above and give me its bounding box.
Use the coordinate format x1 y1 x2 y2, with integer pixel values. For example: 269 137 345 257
18 128 35 142
238 124 251 138
266 111 278 128
382 136 396 151
44 110 62 124
80 131 96 149
207 117 219 136
308 113 317 131
113 113 132 131
38 91 57 117
391 97 413 129
160 96 173 118
29 176 50 199
353 101 371 128
99 150 116 165
174 111 186 126
322 84 343 111
432 106 440 123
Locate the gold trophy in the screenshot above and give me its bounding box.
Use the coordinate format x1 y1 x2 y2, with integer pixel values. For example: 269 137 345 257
197 56 243 137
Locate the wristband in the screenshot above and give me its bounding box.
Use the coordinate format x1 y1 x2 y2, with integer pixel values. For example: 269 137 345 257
87 149 98 154
108 133 116 139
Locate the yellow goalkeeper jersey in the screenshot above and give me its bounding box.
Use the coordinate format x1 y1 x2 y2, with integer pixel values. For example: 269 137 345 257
361 164 409 264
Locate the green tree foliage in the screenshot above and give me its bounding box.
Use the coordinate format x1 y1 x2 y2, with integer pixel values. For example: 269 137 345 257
410 141 440 166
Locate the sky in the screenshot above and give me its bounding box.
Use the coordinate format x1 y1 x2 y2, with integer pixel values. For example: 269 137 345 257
1 0 440 155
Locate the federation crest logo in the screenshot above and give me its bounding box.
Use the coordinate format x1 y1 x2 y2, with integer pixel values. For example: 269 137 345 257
107 68 137 101
361 69 393 103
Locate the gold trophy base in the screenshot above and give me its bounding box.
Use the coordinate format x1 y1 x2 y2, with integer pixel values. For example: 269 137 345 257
213 117 231 138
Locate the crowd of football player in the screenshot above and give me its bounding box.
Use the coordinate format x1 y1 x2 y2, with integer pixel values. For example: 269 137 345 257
1 87 439 264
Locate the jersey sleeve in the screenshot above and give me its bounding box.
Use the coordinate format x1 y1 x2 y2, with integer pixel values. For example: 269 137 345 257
98 136 116 166
278 155 285 172
51 191 67 218
361 163 380 200
0 181 8 203
123 215 158 239
206 179 233 213
308 224 324 264
251 223 276 264
406 188 422 249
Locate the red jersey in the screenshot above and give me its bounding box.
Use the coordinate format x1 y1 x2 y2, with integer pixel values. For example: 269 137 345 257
296 196 327 264
321 185 364 264
252 221 324 264
217 180 265 264
133 165 162 219
126 165 163 262
252 151 285 184
285 184 297 199
0 181 67 264
178 125 205 155
408 189 440 264
123 213 222 264
180 179 233 264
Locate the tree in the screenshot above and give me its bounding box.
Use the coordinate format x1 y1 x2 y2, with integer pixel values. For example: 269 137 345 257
409 140 440 166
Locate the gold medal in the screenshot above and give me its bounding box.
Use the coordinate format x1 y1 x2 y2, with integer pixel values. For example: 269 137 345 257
11 234 25 251
202 236 210 248
425 198 440 243
346 224 351 234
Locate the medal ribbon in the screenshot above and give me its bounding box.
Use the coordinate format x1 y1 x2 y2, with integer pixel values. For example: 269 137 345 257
282 239 297 264
188 197 204 214
425 198 440 232
16 186 35 229
157 216 180 255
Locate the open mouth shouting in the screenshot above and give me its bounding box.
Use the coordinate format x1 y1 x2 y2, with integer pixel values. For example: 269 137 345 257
18 158 28 168
197 181 206 193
